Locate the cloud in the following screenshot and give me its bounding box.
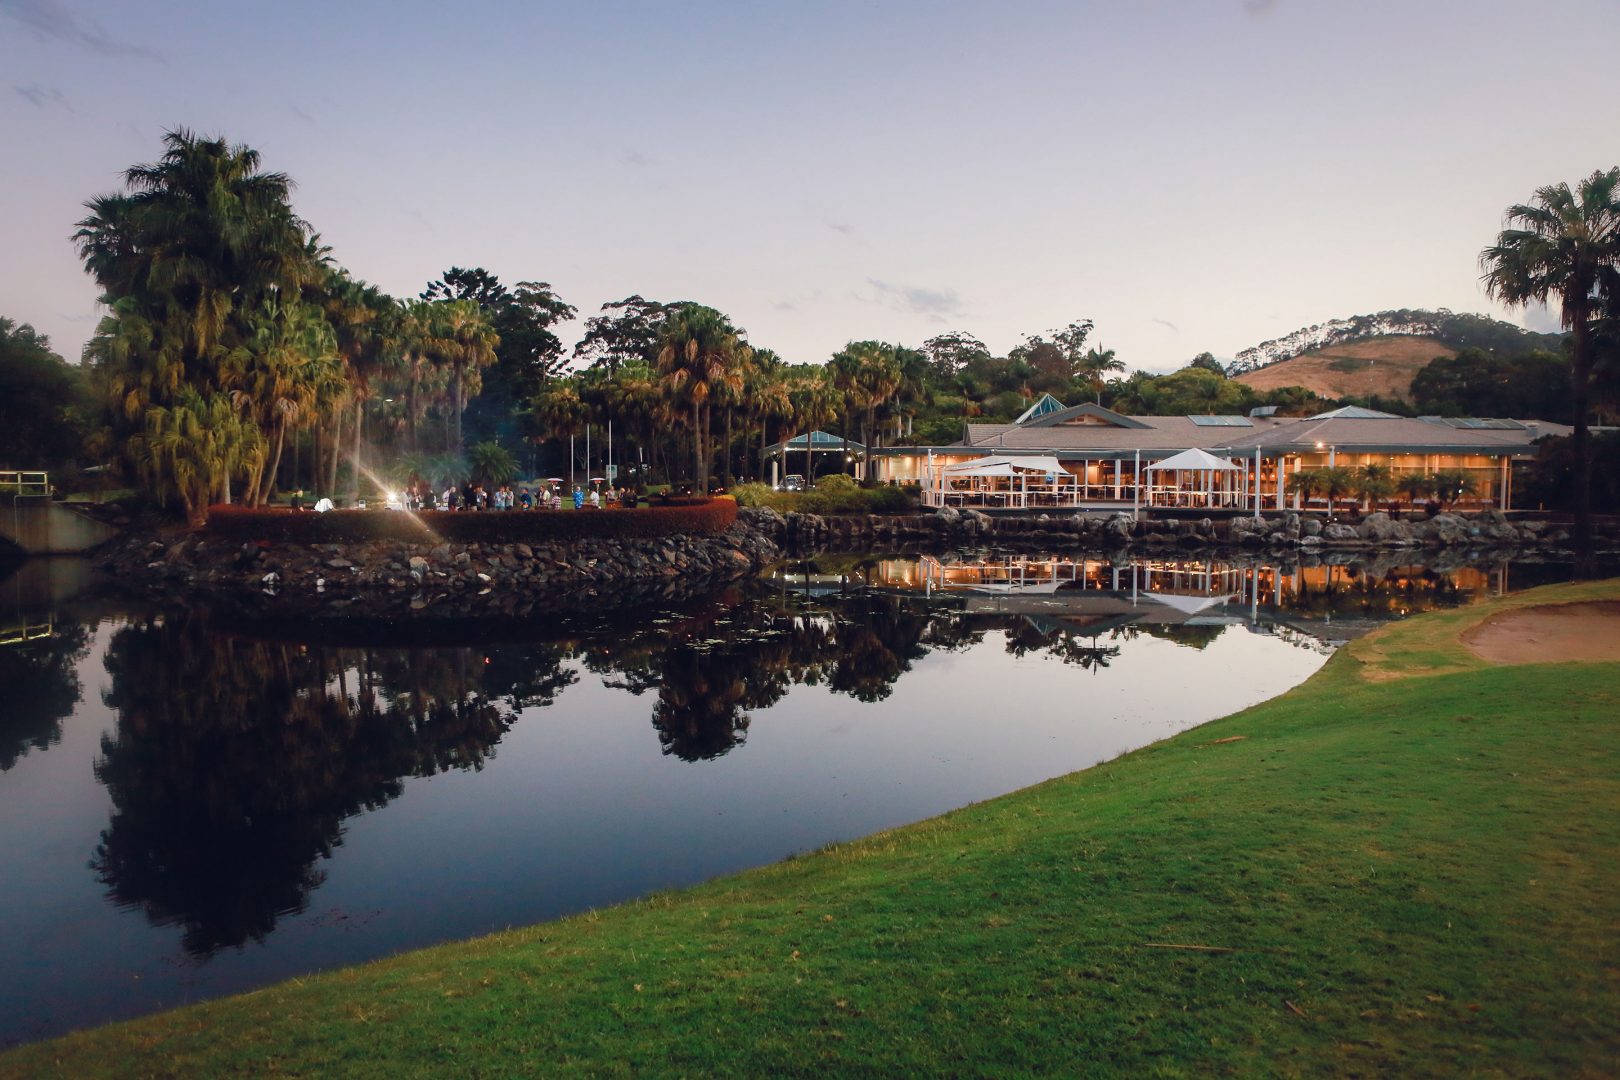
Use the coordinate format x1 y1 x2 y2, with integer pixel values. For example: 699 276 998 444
823 219 854 236
1242 0 1278 15
13 82 69 109
1151 317 1180 333
864 278 966 321
774 299 798 312
288 104 316 126
620 150 656 168
1519 300 1562 334
0 0 161 58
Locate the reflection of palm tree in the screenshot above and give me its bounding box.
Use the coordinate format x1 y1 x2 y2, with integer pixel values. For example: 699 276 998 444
92 615 520 956
652 648 751 761
0 621 90 771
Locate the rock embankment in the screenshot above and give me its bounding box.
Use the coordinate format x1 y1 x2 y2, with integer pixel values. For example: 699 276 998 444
744 505 1605 555
98 520 781 618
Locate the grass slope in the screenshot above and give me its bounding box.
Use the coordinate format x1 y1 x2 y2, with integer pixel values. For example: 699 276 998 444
6 582 1618 1078
1234 336 1457 401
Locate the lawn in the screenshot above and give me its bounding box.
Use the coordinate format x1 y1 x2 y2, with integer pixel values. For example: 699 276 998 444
5 580 1617 1078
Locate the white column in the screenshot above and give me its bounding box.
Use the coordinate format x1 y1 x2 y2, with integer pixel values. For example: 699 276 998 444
1254 447 1262 519
1132 449 1141 520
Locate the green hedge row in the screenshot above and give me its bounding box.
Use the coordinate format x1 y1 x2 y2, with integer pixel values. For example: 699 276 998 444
731 478 917 515
205 499 738 544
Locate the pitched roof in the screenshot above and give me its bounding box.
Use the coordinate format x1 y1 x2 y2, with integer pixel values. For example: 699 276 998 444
1013 393 1068 424
931 409 1551 459
1020 402 1150 429
1308 405 1402 420
765 430 866 453
1146 448 1241 472
1221 415 1549 454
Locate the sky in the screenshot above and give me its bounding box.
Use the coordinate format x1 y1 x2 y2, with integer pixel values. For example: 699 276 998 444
2 0 1615 374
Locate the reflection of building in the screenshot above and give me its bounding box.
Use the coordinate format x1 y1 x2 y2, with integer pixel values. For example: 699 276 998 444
875 401 1567 512
896 555 1252 638
862 554 1509 647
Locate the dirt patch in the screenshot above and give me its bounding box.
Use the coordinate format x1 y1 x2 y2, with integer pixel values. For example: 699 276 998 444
1460 601 1620 665
1235 336 1456 400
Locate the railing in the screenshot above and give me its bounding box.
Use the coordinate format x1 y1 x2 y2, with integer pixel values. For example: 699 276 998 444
0 471 51 497
0 621 54 647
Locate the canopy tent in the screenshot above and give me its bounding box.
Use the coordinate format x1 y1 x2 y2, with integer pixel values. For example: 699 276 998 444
1143 448 1243 508
1145 448 1240 473
927 454 1080 508
942 454 1069 476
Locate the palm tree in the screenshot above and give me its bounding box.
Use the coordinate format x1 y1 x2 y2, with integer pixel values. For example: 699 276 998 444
467 441 518 486
224 296 341 504
830 341 900 481
425 299 499 455
787 369 839 484
654 305 749 494
1078 347 1124 404
319 272 397 500
1481 168 1620 549
1286 467 1324 510
1431 468 1478 508
74 130 323 522
1352 463 1395 512
879 346 933 444
1318 466 1357 519
748 366 794 479
131 388 262 525
1396 471 1435 507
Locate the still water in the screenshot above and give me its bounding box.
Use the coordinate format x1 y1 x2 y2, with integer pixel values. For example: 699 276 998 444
0 551 1580 1045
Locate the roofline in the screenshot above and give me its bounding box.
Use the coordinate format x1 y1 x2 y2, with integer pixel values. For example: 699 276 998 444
872 444 1537 460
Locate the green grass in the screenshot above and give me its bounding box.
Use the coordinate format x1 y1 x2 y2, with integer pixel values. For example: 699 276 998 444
6 582 1618 1078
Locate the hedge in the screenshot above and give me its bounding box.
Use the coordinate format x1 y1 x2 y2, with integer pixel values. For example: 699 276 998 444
204 498 738 545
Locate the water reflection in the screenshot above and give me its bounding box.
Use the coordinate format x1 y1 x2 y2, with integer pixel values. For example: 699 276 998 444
0 617 89 771
0 549 1599 1045
91 613 573 956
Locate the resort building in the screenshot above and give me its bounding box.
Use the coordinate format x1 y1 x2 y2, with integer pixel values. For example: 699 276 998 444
872 401 1569 513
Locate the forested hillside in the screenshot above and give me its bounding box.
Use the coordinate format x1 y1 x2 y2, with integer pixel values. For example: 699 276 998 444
1227 308 1563 376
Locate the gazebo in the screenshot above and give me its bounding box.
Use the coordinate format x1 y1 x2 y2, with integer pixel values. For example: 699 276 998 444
762 430 867 483
1144 448 1242 508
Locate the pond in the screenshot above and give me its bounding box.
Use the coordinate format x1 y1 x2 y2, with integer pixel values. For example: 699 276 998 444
0 550 1590 1046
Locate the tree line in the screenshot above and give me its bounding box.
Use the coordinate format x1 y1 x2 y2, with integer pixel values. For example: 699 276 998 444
0 132 1615 531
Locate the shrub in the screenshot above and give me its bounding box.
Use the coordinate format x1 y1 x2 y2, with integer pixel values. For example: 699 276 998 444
703 479 917 516
730 483 779 509
205 498 738 545
815 473 858 496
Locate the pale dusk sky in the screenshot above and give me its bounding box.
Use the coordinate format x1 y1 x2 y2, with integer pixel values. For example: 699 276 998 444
2 0 1614 372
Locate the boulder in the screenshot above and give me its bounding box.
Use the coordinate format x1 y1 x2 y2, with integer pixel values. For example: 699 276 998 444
1301 518 1322 538
1322 522 1360 542
1427 513 1472 545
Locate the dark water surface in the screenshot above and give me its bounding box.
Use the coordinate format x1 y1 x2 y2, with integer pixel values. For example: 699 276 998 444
0 551 1589 1046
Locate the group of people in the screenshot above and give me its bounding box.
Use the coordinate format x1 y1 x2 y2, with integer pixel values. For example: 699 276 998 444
400 480 637 512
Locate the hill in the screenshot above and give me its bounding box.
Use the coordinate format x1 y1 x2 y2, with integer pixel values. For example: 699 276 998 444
1226 308 1564 403
1234 335 1456 401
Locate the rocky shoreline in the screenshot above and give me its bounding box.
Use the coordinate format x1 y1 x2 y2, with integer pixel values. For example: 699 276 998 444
96 518 784 620
749 505 1611 557
91 505 1613 621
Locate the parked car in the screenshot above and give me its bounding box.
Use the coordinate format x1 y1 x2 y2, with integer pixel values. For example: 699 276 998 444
783 474 806 492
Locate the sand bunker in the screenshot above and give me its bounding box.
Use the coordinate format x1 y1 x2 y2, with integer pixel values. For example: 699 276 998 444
1461 601 1620 665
